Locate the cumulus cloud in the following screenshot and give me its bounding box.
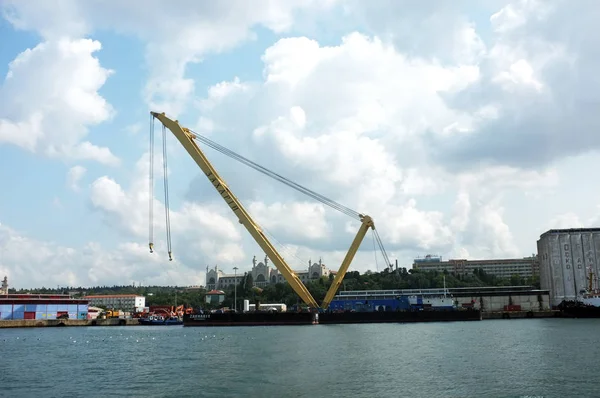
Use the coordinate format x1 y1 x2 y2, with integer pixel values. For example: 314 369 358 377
0 38 119 165
2 1 599 288
67 165 87 192
2 0 338 117
0 221 205 289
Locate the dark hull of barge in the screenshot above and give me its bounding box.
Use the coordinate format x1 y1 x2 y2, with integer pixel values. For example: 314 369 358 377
182 309 482 327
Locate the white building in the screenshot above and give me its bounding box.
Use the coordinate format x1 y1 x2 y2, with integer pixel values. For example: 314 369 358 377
84 294 146 312
413 255 539 279
537 228 600 306
206 255 331 290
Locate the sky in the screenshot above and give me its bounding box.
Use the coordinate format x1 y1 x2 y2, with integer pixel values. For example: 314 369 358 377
0 0 599 289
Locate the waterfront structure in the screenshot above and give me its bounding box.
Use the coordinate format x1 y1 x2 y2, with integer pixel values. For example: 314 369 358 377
329 286 550 312
205 290 226 305
0 294 89 320
84 294 145 312
537 228 600 307
206 255 331 290
413 255 539 278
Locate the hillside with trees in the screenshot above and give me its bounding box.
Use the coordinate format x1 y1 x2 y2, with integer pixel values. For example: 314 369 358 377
11 267 539 310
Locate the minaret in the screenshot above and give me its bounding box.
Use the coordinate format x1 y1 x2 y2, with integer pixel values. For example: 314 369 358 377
264 255 269 267
253 255 257 267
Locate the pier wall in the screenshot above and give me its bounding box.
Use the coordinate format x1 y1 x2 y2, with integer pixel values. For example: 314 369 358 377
454 292 550 311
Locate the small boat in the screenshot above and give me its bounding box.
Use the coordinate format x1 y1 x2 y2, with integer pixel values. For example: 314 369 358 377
138 315 183 325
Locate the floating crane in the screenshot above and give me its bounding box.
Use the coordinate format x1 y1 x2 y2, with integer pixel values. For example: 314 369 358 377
149 112 391 310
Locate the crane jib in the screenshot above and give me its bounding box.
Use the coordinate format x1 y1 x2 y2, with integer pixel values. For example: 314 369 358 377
206 171 240 212
149 111 391 309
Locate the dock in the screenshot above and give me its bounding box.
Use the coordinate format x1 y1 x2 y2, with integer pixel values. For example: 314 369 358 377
482 310 561 319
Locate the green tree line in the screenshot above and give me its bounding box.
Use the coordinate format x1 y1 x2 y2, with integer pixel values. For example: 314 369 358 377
12 268 539 310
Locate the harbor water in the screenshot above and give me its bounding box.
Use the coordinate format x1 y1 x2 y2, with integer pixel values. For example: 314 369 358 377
1 318 598 398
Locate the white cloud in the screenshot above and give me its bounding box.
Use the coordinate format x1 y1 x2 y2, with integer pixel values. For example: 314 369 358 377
3 1 600 288
67 165 87 192
0 221 205 289
2 0 338 117
88 152 246 266
0 37 119 166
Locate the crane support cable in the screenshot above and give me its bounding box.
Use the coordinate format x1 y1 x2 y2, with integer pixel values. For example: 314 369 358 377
188 127 393 270
371 230 379 271
373 228 392 270
187 129 361 220
149 114 155 253
162 124 173 261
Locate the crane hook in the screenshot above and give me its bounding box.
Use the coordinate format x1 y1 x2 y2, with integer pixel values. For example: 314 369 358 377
168 251 173 261
149 243 154 253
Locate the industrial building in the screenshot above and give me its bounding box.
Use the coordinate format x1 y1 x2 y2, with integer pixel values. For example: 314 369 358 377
537 228 600 307
0 294 89 320
413 255 539 278
84 294 145 312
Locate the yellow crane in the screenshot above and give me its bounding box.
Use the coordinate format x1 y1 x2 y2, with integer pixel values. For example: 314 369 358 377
149 112 391 310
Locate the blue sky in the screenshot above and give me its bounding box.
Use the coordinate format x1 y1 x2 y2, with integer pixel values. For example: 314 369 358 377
1 0 599 289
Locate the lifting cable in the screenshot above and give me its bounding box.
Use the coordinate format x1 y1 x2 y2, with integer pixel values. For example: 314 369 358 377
373 229 392 270
149 114 155 253
372 231 379 271
188 127 394 268
162 124 173 261
188 129 361 220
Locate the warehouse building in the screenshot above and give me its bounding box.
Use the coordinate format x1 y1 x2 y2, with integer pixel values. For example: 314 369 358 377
84 294 146 312
0 294 89 320
537 228 600 307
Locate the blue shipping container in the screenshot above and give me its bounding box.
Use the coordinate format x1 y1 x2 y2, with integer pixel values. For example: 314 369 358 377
12 312 24 320
0 304 12 312
36 304 47 313
78 304 89 312
47 312 57 319
57 305 68 312
25 304 37 312
77 312 87 320
35 312 45 320
47 304 58 312
13 304 25 312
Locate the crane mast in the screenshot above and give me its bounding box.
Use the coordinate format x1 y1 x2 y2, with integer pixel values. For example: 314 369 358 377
151 112 319 308
151 111 389 310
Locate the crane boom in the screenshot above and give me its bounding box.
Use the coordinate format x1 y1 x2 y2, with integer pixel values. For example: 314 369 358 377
321 215 374 309
151 112 319 308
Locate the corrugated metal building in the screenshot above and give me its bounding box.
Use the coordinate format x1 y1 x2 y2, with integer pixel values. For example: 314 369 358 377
537 228 600 307
0 294 89 320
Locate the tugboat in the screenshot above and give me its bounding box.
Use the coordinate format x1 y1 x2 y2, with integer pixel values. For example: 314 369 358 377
559 266 600 318
138 314 183 326
579 266 600 307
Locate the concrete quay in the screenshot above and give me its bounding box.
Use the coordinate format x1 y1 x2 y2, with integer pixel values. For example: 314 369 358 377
482 310 561 320
0 318 141 328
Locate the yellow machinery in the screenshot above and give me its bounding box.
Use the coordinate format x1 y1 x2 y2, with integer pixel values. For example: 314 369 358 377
149 112 391 310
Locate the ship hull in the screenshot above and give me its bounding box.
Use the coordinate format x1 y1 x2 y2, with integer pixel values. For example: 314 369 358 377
183 309 482 327
558 301 600 318
319 309 482 324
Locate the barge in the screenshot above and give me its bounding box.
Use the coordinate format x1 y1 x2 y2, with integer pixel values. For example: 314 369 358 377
182 309 481 327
